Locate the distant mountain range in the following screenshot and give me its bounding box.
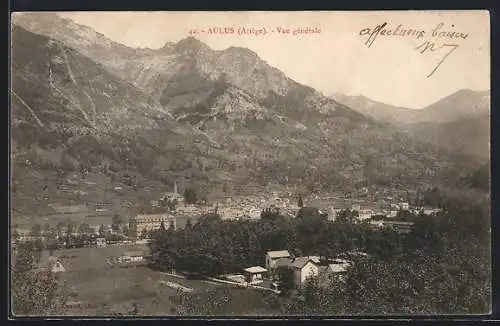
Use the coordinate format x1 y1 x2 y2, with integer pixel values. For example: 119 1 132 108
332 90 490 125
11 13 488 216
332 90 490 158
331 93 415 125
413 89 490 123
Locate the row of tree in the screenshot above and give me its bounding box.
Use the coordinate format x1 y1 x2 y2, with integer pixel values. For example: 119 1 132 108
14 214 130 241
149 187 490 315
285 193 491 315
148 206 408 278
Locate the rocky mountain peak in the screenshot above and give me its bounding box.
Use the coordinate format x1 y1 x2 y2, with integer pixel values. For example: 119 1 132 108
174 36 211 54
157 41 175 51
12 12 59 25
224 46 260 59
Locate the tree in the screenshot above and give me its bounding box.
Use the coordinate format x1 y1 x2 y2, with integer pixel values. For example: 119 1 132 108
339 249 489 315
140 228 150 240
78 223 91 235
276 266 294 296
196 213 222 227
296 207 325 221
396 209 415 221
66 221 76 235
261 208 283 220
13 228 20 242
336 209 358 224
128 223 138 240
33 239 44 263
46 240 59 252
30 224 42 237
11 242 69 316
282 196 491 316
56 221 67 238
174 288 229 316
183 188 197 205
112 215 124 232
98 224 105 236
285 272 346 315
149 229 179 272
122 225 130 237
298 194 304 208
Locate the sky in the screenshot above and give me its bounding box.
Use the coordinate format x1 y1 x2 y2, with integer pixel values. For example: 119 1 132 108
58 11 490 109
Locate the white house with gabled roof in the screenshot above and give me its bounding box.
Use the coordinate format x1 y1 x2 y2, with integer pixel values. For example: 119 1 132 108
290 257 320 289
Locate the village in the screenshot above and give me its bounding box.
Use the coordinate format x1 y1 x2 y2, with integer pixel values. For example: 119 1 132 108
10 178 443 314
22 243 364 314
12 180 440 245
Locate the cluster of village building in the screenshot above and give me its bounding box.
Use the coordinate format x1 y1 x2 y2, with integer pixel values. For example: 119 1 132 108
12 181 441 244
11 180 445 311
238 249 364 291
129 184 301 236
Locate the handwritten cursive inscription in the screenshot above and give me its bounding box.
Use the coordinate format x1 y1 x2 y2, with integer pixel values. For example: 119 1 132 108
359 22 426 48
359 22 470 78
415 42 459 78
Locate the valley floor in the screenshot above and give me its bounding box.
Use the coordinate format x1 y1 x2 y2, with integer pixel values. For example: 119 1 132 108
39 246 280 316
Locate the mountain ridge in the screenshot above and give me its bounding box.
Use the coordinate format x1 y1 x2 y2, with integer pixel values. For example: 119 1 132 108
333 90 490 159
13 12 352 121
10 20 487 220
332 89 490 125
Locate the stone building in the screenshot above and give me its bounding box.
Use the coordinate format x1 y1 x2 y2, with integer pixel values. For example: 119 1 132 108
129 213 176 238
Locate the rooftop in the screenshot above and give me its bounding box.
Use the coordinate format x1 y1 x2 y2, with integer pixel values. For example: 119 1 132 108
244 266 267 274
266 250 291 258
133 214 175 220
275 257 293 267
328 262 350 273
383 221 415 226
124 251 144 257
291 257 318 269
308 256 321 263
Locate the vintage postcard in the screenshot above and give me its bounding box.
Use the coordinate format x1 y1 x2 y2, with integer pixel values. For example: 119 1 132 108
10 11 490 317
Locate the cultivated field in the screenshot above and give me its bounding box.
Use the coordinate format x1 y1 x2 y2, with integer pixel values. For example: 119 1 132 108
38 245 275 316
11 168 168 228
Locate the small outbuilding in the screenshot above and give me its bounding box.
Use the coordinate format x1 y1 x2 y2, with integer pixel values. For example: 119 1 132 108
122 251 144 263
47 256 66 273
243 266 267 284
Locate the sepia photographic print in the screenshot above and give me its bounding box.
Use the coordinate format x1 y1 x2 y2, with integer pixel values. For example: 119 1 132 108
9 11 491 317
